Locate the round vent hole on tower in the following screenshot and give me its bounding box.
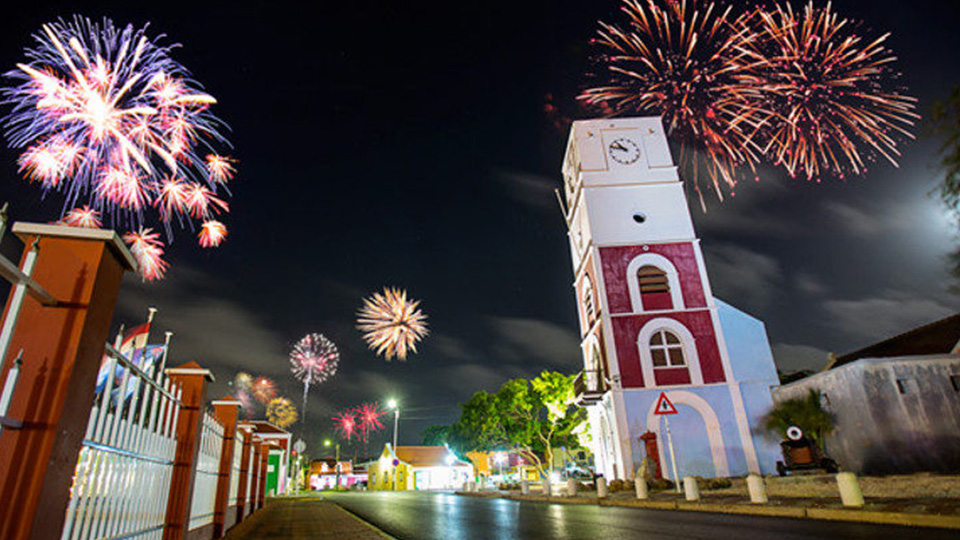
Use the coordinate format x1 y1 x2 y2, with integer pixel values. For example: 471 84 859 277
633 212 647 224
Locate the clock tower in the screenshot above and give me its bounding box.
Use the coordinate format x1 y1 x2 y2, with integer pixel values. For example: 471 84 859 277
562 117 781 480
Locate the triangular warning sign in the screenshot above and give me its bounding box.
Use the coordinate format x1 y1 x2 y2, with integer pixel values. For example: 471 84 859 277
653 392 678 415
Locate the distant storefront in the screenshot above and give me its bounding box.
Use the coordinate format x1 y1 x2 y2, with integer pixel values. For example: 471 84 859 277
368 444 472 491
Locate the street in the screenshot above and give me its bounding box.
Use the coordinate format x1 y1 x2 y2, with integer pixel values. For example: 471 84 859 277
326 491 957 540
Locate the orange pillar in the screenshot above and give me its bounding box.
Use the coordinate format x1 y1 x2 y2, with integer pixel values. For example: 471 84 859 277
163 362 214 540
0 223 136 540
249 437 262 515
257 441 271 508
212 397 241 537
234 425 253 522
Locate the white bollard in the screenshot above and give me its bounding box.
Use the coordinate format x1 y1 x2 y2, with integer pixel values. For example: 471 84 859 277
836 472 864 508
521 480 529 495
468 480 476 492
567 478 578 497
746 474 768 504
597 477 608 499
543 479 552 497
635 476 649 500
462 481 470 493
683 476 700 501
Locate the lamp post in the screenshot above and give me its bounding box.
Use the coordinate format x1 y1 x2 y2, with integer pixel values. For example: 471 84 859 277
386 399 399 450
324 439 340 490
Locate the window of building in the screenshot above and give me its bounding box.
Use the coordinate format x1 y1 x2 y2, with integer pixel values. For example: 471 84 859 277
896 378 918 394
582 280 595 323
638 266 673 310
649 330 685 368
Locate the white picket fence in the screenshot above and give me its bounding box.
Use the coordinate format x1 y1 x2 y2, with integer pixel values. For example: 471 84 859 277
228 431 244 507
188 411 224 531
60 343 182 540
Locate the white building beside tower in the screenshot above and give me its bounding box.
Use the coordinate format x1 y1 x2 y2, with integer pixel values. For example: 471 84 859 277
562 117 781 480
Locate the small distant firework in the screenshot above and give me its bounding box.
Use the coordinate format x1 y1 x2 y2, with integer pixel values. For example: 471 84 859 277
290 333 339 424
333 410 357 441
2 16 236 280
234 372 253 392
59 206 101 228
237 390 255 418
122 228 169 281
356 402 387 443
747 1 918 179
357 287 429 361
266 397 298 429
580 0 763 201
250 376 277 404
198 220 227 248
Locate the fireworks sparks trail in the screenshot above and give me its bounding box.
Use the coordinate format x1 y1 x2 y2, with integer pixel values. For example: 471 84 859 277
289 333 340 425
1 16 237 280
580 0 763 202
266 397 298 429
747 1 918 180
356 402 387 443
250 376 277 404
357 287 429 361
333 410 357 441
580 0 917 198
59 206 101 228
122 228 168 281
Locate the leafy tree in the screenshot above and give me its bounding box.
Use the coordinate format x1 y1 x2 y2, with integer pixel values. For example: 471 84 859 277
931 86 960 281
450 371 585 480
763 389 835 451
420 425 451 446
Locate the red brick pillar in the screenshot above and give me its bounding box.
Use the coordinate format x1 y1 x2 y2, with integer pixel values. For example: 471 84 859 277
249 437 262 514
0 224 136 540
212 397 240 537
257 441 271 508
163 362 214 540
234 425 253 522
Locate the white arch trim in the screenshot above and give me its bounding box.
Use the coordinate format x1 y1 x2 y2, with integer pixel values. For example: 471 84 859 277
645 390 730 478
637 317 704 387
626 253 684 312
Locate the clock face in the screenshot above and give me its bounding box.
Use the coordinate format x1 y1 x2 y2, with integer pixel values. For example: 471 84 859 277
608 137 641 165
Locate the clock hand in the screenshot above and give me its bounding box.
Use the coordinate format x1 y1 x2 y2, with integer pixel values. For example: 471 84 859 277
611 142 627 152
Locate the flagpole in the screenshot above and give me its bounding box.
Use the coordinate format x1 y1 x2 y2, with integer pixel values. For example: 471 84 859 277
159 331 173 377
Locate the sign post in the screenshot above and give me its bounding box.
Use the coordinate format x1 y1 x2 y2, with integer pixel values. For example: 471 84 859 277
653 392 682 493
293 439 306 492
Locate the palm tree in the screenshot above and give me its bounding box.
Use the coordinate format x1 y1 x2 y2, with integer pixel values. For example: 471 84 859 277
763 389 835 452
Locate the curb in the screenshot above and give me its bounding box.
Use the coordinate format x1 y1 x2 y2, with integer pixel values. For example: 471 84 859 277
334 503 400 540
455 492 960 529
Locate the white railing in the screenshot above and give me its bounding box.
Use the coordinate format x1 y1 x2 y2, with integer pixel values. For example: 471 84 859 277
245 443 256 509
228 431 244 507
188 411 223 531
60 344 182 540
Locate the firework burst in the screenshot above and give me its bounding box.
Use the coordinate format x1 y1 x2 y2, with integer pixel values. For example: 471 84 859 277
290 332 339 424
234 372 253 392
746 1 918 179
122 228 168 281
357 287 429 361
2 16 236 280
59 205 101 228
266 397 298 429
250 376 277 404
356 402 387 443
580 0 764 201
333 410 358 441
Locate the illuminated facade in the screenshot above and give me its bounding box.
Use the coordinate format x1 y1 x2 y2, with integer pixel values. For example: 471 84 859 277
367 444 473 491
562 117 781 480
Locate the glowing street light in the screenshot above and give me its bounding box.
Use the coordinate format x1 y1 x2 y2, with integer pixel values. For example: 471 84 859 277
323 438 341 489
386 399 399 450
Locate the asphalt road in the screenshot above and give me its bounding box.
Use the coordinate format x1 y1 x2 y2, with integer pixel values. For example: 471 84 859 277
326 491 956 540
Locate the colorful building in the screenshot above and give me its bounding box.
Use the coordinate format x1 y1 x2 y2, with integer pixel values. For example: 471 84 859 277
368 445 473 491
240 421 292 495
561 116 781 481
309 459 367 490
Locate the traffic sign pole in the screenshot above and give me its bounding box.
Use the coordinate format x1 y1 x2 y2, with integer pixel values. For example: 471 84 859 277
664 416 681 493
653 392 682 493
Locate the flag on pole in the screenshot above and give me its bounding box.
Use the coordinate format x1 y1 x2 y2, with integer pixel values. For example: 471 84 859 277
95 317 155 397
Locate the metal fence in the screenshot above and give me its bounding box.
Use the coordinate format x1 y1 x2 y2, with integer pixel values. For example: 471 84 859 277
228 430 244 507
60 344 182 540
188 411 224 531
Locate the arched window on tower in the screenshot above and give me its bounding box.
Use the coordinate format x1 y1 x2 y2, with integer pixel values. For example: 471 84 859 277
638 266 674 310
649 330 686 369
582 278 596 324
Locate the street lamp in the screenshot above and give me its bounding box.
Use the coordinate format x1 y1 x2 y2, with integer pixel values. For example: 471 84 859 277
324 439 341 490
386 399 399 450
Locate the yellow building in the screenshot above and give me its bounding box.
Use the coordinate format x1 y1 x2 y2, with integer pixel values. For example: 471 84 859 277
368 444 473 491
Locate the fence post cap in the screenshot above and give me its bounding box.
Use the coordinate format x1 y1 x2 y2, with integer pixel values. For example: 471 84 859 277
165 361 215 381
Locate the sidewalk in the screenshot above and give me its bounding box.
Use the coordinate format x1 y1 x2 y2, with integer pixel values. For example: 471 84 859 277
223 497 394 540
457 488 960 530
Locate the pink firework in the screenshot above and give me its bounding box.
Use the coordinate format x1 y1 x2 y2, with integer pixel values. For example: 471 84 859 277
198 220 227 248
59 206 101 228
206 154 236 183
290 333 339 424
237 389 256 419
355 402 386 443
333 410 358 441
250 377 277 404
122 228 169 281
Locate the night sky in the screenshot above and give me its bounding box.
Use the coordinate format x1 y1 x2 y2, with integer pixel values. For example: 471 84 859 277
1 1 959 458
